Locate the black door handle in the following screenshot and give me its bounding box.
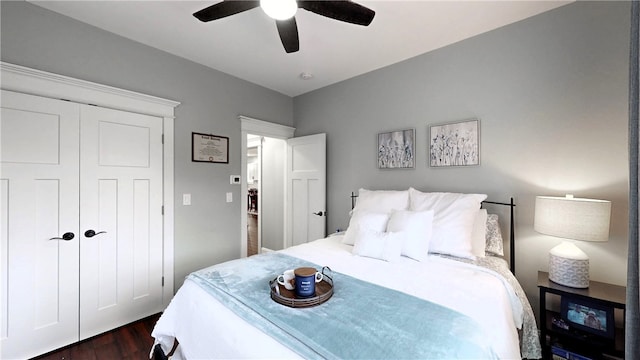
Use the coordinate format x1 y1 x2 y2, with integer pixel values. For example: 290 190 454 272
50 232 75 241
313 211 326 216
84 230 106 238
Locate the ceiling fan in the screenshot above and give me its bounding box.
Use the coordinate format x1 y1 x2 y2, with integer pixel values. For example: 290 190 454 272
193 0 375 53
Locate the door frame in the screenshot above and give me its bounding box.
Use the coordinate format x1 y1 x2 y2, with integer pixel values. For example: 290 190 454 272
246 135 262 254
239 116 294 257
0 62 180 307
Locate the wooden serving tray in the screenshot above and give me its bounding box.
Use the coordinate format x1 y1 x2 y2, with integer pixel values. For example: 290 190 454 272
269 269 333 308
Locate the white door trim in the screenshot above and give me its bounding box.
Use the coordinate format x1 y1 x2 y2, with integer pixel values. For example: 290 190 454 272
239 116 295 257
0 62 178 117
1 62 180 307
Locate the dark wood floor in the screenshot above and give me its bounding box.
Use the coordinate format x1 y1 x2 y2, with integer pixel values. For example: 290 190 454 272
32 313 161 360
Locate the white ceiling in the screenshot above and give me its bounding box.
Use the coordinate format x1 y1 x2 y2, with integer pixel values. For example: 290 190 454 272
30 0 571 97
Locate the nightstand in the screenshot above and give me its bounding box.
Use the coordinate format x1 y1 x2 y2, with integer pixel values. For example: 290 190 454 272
538 271 625 359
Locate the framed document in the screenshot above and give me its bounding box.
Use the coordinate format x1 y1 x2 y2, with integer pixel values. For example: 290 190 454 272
192 132 229 163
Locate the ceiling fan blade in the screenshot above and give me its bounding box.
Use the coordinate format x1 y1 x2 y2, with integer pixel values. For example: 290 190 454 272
193 0 260 22
276 18 300 53
299 1 375 26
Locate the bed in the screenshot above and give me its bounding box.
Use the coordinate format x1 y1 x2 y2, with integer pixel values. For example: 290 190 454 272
151 188 541 359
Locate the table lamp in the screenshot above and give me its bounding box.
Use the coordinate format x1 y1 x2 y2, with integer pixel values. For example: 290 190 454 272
534 195 611 288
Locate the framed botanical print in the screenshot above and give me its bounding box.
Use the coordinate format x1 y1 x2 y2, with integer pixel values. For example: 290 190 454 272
377 128 415 169
429 119 479 167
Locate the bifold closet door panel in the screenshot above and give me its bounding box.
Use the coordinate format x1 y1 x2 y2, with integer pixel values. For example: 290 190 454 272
78 104 164 340
0 90 81 360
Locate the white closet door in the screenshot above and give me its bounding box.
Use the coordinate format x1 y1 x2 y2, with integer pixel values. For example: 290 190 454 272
0 90 80 359
79 105 164 339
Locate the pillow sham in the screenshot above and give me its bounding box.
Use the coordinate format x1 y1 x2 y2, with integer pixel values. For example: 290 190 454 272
408 188 487 259
485 214 504 256
351 188 409 215
386 209 434 261
352 229 403 262
342 211 390 245
470 209 488 258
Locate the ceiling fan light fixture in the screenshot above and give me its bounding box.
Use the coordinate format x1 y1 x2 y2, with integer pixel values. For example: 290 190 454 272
260 0 297 20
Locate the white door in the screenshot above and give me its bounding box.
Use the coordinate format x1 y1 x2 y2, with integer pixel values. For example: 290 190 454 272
79 105 164 339
287 133 326 247
1 90 81 359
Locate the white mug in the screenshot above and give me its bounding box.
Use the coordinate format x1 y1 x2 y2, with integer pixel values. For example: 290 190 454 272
277 269 295 290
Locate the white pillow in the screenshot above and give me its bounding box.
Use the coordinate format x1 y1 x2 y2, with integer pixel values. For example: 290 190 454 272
352 229 403 262
470 209 488 258
342 211 390 245
386 209 434 261
352 188 409 215
408 188 487 259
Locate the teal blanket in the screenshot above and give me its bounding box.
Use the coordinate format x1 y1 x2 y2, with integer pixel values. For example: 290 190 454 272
188 252 497 360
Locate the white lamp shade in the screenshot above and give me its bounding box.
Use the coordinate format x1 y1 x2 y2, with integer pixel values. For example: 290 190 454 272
534 195 611 242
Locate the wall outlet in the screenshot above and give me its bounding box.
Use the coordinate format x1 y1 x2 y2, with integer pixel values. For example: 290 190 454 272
226 192 233 203
183 193 191 206
230 175 241 184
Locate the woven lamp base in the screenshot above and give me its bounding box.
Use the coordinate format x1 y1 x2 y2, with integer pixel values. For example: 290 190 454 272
549 253 589 288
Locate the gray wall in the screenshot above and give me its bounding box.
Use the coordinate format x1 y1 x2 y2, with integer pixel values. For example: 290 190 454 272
0 1 294 290
293 0 631 318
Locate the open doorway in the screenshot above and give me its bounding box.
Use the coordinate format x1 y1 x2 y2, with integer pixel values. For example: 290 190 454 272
240 116 295 258
245 134 287 256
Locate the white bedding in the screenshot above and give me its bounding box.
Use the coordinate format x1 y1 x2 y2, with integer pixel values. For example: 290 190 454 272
152 235 524 359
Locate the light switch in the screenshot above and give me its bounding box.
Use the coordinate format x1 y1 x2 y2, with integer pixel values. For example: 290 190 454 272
226 192 233 203
183 193 191 206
